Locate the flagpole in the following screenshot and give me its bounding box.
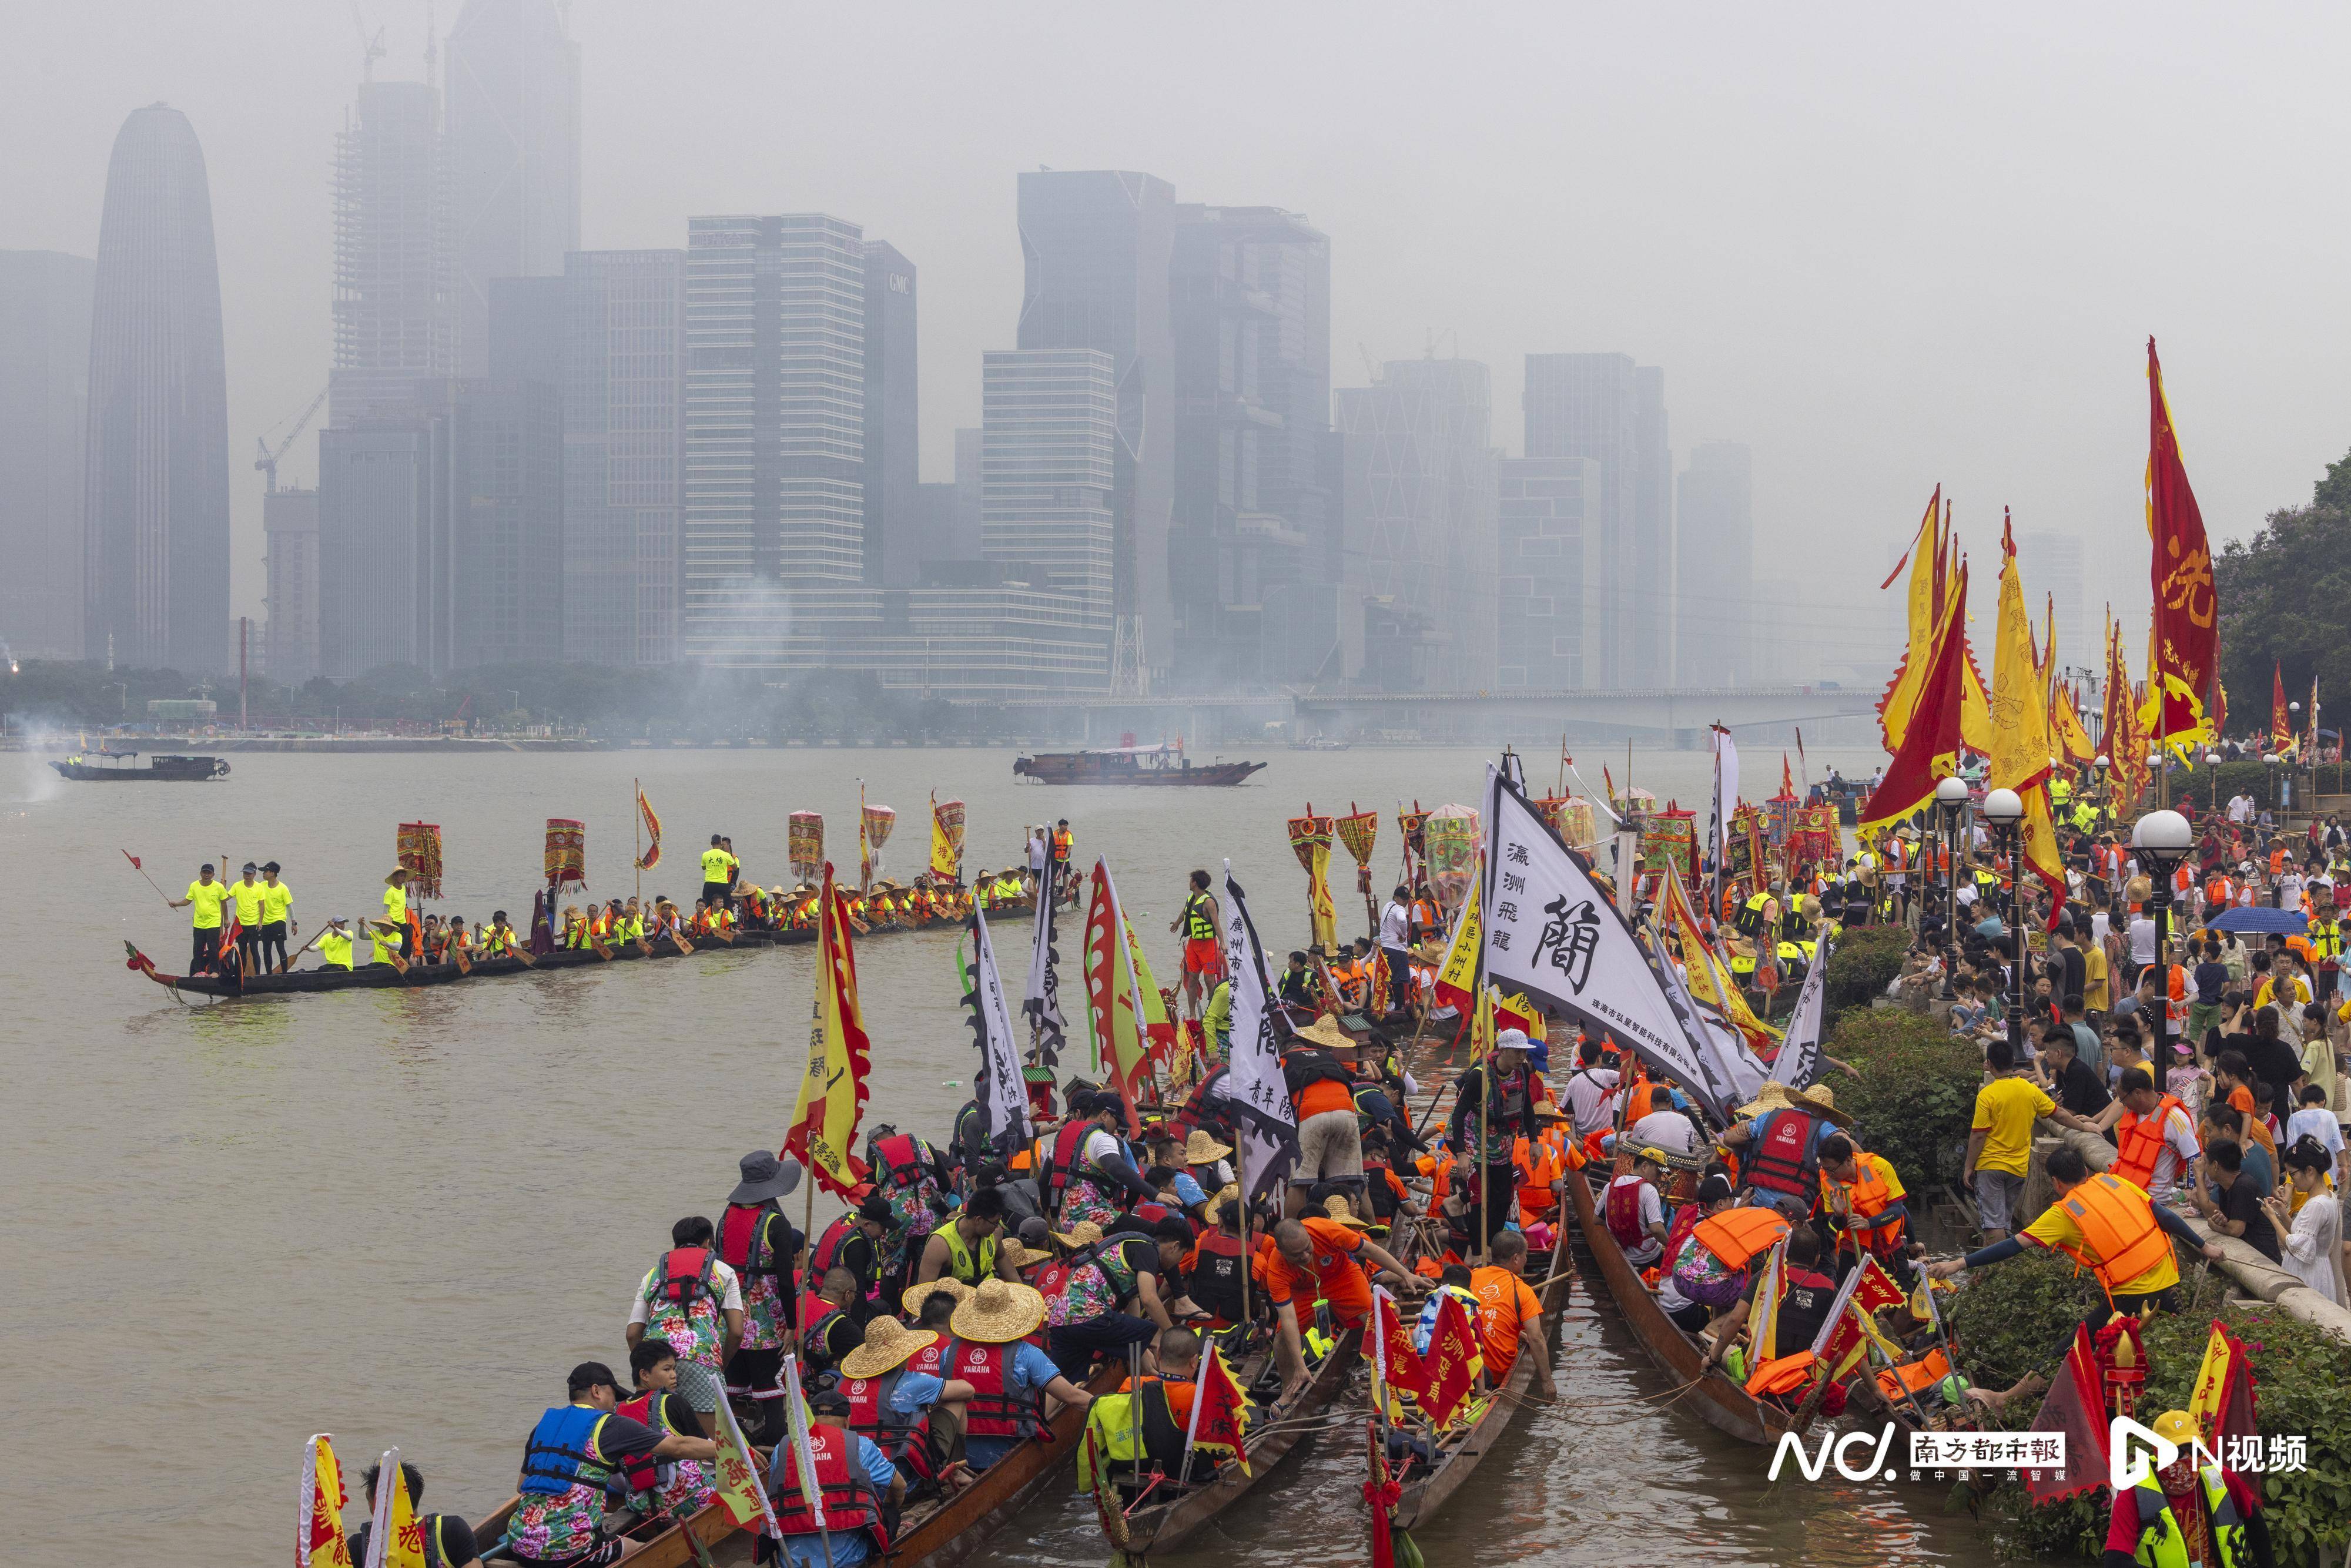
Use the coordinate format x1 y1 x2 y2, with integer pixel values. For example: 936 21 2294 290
634 778 642 909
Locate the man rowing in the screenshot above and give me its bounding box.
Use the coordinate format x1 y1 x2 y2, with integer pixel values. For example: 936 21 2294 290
1265 1205 1421 1397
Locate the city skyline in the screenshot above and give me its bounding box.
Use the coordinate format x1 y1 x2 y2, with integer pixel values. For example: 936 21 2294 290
2 4 2312 676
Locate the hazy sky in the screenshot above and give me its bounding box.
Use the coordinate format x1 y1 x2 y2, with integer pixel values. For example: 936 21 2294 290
10 2 2347 649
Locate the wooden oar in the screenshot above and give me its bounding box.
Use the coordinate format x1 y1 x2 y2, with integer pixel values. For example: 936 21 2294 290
366 919 411 975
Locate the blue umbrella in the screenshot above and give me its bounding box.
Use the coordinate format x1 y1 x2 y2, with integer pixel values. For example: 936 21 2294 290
2206 906 2308 934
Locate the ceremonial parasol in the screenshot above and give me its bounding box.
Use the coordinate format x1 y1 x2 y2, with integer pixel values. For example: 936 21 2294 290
789 812 824 884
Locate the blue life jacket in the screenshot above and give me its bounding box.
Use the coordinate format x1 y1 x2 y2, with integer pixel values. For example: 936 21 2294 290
520 1405 609 1495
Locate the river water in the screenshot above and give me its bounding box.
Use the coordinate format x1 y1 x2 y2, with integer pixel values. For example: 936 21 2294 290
3 742 1997 1565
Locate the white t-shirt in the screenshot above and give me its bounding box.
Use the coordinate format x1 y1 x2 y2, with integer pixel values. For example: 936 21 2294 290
2287 1107 2345 1161
1563 1067 1622 1135
2229 795 2253 824
628 1257 745 1324
2136 1104 2204 1202
2279 873 2305 907
1628 1108 1700 1156
2129 916 2158 964
1379 900 1411 948
2091 909 2111 947
1080 1127 1124 1165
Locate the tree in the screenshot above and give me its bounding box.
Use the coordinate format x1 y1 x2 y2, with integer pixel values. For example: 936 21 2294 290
2213 445 2351 718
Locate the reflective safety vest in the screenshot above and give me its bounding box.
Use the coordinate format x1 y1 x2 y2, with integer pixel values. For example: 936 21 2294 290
1734 893 1771 936
936 1222 998 1287
769 1424 892 1550
2111 1096 2194 1193
2126 1467 2248 1568
2312 921 2345 963
1079 1377 1200 1493
1183 892 1218 942
1824 1152 1907 1256
1692 1206 1791 1269
2051 1174 2171 1295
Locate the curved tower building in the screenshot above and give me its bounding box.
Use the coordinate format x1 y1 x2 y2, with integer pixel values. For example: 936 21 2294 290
83 103 230 672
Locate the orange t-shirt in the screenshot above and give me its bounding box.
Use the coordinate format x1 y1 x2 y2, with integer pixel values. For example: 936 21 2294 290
1295 1077 1355 1119
1265 1216 1372 1326
1469 1264 1542 1381
1118 1373 1197 1426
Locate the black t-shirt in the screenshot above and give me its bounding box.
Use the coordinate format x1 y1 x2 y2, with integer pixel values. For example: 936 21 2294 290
2052 1056 2112 1119
2236 1037 2306 1120
2193 961 2229 1005
1107 1233 1161 1284
2047 946 2086 1007
351 1515 480 1568
1743 1265 1836 1347
2212 1174 2282 1262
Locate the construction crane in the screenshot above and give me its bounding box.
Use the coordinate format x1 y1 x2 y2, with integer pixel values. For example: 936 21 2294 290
350 0 386 81
254 385 330 494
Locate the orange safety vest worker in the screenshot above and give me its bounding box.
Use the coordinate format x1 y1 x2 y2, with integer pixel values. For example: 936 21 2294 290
1512 1135 1566 1221
2110 1094 2195 1192
2205 874 2236 906
1823 1151 1907 1258
2048 1174 2172 1297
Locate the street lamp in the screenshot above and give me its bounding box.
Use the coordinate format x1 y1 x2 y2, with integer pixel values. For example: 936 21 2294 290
2134 809 2193 1063
1934 775 1970 999
2263 752 2280 812
1981 786 2027 1060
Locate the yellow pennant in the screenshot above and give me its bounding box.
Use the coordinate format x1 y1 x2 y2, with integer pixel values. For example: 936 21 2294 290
1434 883 1481 1007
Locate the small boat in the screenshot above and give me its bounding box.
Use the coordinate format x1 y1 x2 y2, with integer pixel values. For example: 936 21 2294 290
1385 1218 1575 1531
1013 742 1264 787
51 749 230 782
1563 1167 1806 1446
1100 1325 1364 1557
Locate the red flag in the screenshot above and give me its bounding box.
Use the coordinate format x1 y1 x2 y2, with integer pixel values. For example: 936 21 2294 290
2272 662 2291 752
1416 1292 1479 1428
2024 1325 2112 1503
1377 1289 1425 1399
123 850 142 871
2146 339 2220 742
1780 754 1794 798
1850 1255 1907 1314
1188 1343 1251 1468
1858 558 1970 833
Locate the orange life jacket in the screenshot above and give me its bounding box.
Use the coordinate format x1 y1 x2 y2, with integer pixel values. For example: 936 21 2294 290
1876 1346 1951 1403
1693 1206 1791 1270
2110 1095 2193 1192
1744 1349 1817 1398
1826 1152 1906 1256
2050 1174 2170 1295
1512 1135 1565 1218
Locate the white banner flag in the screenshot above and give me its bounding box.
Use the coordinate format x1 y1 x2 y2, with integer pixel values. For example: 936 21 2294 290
1642 927 1753 1124
1479 765 1724 1118
1023 855 1067 1065
1706 726 1739 884
1768 940 1830 1090
1219 861 1299 1204
965 906 1033 1152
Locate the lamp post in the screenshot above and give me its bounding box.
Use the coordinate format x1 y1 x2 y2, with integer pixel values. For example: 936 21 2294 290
2264 752 2280 813
1981 787 2027 1060
2134 809 2193 1063
2288 703 2303 812
2092 754 2111 832
1935 775 1970 999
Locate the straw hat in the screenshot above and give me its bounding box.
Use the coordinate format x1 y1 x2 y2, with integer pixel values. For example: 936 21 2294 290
1734 1078 1851 1128
900 1276 975 1318
1050 1218 1106 1251
1183 1129 1232 1164
1292 1013 1355 1052
948 1278 1050 1343
998 1238 1046 1272
840 1316 940 1381
1201 1184 1244 1227
1320 1194 1371 1231
384 869 409 886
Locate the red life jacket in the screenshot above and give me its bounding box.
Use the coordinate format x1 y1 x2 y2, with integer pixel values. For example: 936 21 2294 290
611 1392 674 1494
652 1247 718 1308
947 1339 1049 1441
802 1300 849 1368
1185 1231 1248 1325
1743 1109 1828 1203
769 1424 892 1549
842 1366 935 1479
1044 1120 1097 1212
870 1133 931 1193
906 1337 950 1379
806 1215 856 1291
1604 1175 1652 1249
721 1204 786 1282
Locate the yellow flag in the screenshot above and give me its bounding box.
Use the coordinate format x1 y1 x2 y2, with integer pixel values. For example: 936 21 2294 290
1655 869 1779 1048
1880 492 1942 752
1308 839 1337 951
712 1367 785 1533
1989 529 2066 908
299 1435 355 1568
1433 883 1480 1010
787 865 872 1198
383 1460 427 1568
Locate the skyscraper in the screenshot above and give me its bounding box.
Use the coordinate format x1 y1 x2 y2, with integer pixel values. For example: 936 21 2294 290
562 250 684 665
1016 169 1176 689
331 79 451 423
2017 528 2085 659
83 105 231 672
0 250 95 659
444 378 564 668
263 488 321 685
1335 358 1498 692
445 0 580 376
862 242 919 588
1675 442 1753 687
982 349 1116 644
1168 205 1333 687
682 214 867 665
1523 353 1676 688
1496 457 1600 688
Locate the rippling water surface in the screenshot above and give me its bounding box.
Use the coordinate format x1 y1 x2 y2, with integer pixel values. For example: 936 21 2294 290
3 742 1999 1564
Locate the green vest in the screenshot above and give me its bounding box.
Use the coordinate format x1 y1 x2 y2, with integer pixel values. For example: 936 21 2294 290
937 1224 998 1286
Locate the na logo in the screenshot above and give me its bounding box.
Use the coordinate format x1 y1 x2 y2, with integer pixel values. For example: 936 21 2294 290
2109 1415 2180 1490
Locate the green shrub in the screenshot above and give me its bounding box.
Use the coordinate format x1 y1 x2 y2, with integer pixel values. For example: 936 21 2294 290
1824 1007 1981 1194
1945 1254 2351 1562
1823 924 1910 1028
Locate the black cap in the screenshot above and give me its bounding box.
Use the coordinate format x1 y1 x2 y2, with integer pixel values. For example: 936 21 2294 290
857 1194 896 1225
567 1361 622 1396
262 861 280 874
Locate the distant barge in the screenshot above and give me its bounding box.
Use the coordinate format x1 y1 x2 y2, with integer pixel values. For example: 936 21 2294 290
1013 742 1264 786
51 751 230 782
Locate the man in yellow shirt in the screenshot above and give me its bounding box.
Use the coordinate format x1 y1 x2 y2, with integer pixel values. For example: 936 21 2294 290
316 916 354 970
2080 939 2111 1016
169 863 229 974
1964 1038 2100 1241
1928 1145 2223 1333
227 861 267 976
383 870 413 957
257 861 295 973
700 833 739 914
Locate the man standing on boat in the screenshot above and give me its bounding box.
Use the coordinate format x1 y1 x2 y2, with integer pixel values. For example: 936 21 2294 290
624 1217 746 1436
257 861 293 973
168 862 227 974
1172 869 1224 1017
1378 883 1414 1014
1445 1031 1545 1250
718 1151 803 1439
227 862 266 976
701 833 738 915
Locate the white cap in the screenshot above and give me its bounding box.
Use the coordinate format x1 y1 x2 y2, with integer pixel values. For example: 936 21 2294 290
1495 1027 1535 1051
